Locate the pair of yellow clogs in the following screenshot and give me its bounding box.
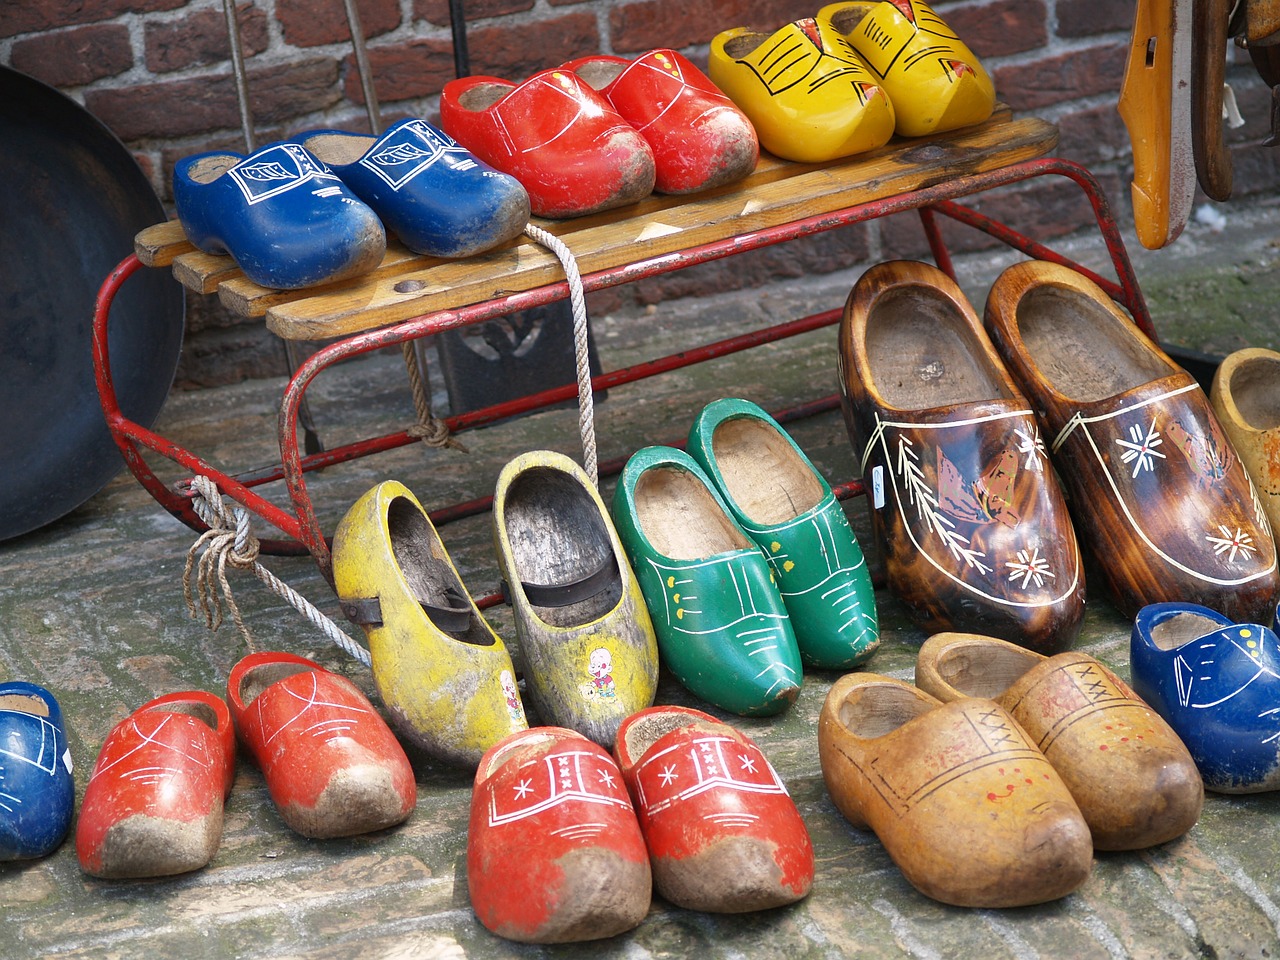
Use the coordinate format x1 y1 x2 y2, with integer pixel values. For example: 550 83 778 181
709 0 995 164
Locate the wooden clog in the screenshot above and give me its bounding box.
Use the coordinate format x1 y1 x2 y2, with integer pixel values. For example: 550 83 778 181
563 49 759 195
818 673 1092 907
614 705 814 913
688 397 880 669
838 259 1085 653
984 260 1280 623
916 632 1203 850
1191 0 1234 200
707 18 895 164
467 727 650 943
76 690 235 878
332 480 528 766
0 682 74 861
612 445 803 716
819 0 996 138
492 450 659 747
227 651 416 838
1210 347 1280 537
1132 602 1280 793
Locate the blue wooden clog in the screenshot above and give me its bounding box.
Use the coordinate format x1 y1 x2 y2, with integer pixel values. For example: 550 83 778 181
299 118 530 259
173 141 386 290
0 682 75 860
612 445 803 716
1131 601 1280 793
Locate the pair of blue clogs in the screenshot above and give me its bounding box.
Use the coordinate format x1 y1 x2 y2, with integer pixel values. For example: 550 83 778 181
173 118 531 290
0 682 74 861
1132 601 1280 793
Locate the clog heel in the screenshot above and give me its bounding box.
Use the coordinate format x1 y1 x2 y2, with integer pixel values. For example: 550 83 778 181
173 141 385 290
818 673 1092 907
708 18 894 163
688 398 879 668
76 690 235 878
297 118 530 258
332 480 528 766
916 632 1203 849
0 682 75 861
493 450 658 747
819 0 996 138
612 445 802 716
227 651 416 838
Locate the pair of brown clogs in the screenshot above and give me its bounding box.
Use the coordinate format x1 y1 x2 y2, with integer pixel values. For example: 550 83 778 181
839 259 1279 651
818 633 1204 908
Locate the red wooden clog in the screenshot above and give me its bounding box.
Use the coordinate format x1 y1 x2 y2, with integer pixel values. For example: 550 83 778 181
613 705 814 913
440 68 656 219
227 651 416 839
468 727 651 943
562 49 758 195
76 690 235 879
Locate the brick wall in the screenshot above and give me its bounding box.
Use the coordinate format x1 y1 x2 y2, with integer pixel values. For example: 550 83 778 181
3 0 1277 388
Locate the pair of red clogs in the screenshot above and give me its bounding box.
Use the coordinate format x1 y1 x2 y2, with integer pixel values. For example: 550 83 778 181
467 706 814 943
76 652 415 879
439 49 759 219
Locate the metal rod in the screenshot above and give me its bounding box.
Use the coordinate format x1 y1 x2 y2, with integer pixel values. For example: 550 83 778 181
448 0 471 77
341 0 383 133
221 0 256 152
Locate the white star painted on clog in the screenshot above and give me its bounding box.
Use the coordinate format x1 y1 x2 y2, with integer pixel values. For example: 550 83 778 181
1207 525 1256 563
1116 419 1166 477
738 753 757 774
1006 547 1055 589
659 764 678 786
513 778 534 799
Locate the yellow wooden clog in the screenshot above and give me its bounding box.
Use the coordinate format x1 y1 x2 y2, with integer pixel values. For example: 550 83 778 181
332 480 528 767
708 18 895 164
819 0 995 139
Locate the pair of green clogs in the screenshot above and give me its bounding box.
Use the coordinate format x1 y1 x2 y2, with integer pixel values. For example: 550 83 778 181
613 398 880 716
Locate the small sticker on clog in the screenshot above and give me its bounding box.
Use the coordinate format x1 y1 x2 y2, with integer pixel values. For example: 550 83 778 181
62 749 73 774
872 465 885 509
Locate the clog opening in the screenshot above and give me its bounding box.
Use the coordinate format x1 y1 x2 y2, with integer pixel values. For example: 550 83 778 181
574 61 626 91
837 683 932 738
1017 284 1171 402
634 465 753 560
823 4 875 35
0 693 49 717
723 32 769 59
303 132 373 166
1228 355 1280 429
1149 611 1225 651
711 417 822 525
477 728 574 782
187 154 240 184
864 284 1012 409
504 467 621 626
145 699 220 732
457 82 513 112
931 640 1036 699
621 710 714 761
239 662 312 706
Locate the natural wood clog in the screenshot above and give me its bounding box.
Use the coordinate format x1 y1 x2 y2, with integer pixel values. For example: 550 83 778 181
492 450 659 747
915 632 1203 850
1132 602 1280 793
333 480 528 766
984 260 1279 623
818 673 1092 907
0 682 74 861
838 259 1085 653
227 652 416 838
467 727 651 943
1210 347 1280 537
612 445 803 716
613 705 814 913
76 690 235 878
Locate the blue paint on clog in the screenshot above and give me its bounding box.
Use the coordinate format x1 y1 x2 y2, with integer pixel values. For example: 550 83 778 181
1132 601 1280 793
0 682 75 860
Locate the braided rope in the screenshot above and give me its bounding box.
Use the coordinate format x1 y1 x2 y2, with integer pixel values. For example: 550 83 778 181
400 341 467 451
182 476 372 667
524 223 598 487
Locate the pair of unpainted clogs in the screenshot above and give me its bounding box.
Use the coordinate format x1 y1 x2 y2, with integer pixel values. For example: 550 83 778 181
709 0 996 164
73 652 415 879
839 258 1279 654
613 398 881 718
819 632 1204 908
468 706 814 943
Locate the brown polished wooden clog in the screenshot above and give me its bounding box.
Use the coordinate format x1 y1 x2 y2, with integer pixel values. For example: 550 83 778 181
915 632 1203 850
818 672 1093 907
984 260 1280 622
838 260 1085 654
1211 347 1280 538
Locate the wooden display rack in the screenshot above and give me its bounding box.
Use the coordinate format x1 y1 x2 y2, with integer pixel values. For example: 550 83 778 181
94 107 1152 584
